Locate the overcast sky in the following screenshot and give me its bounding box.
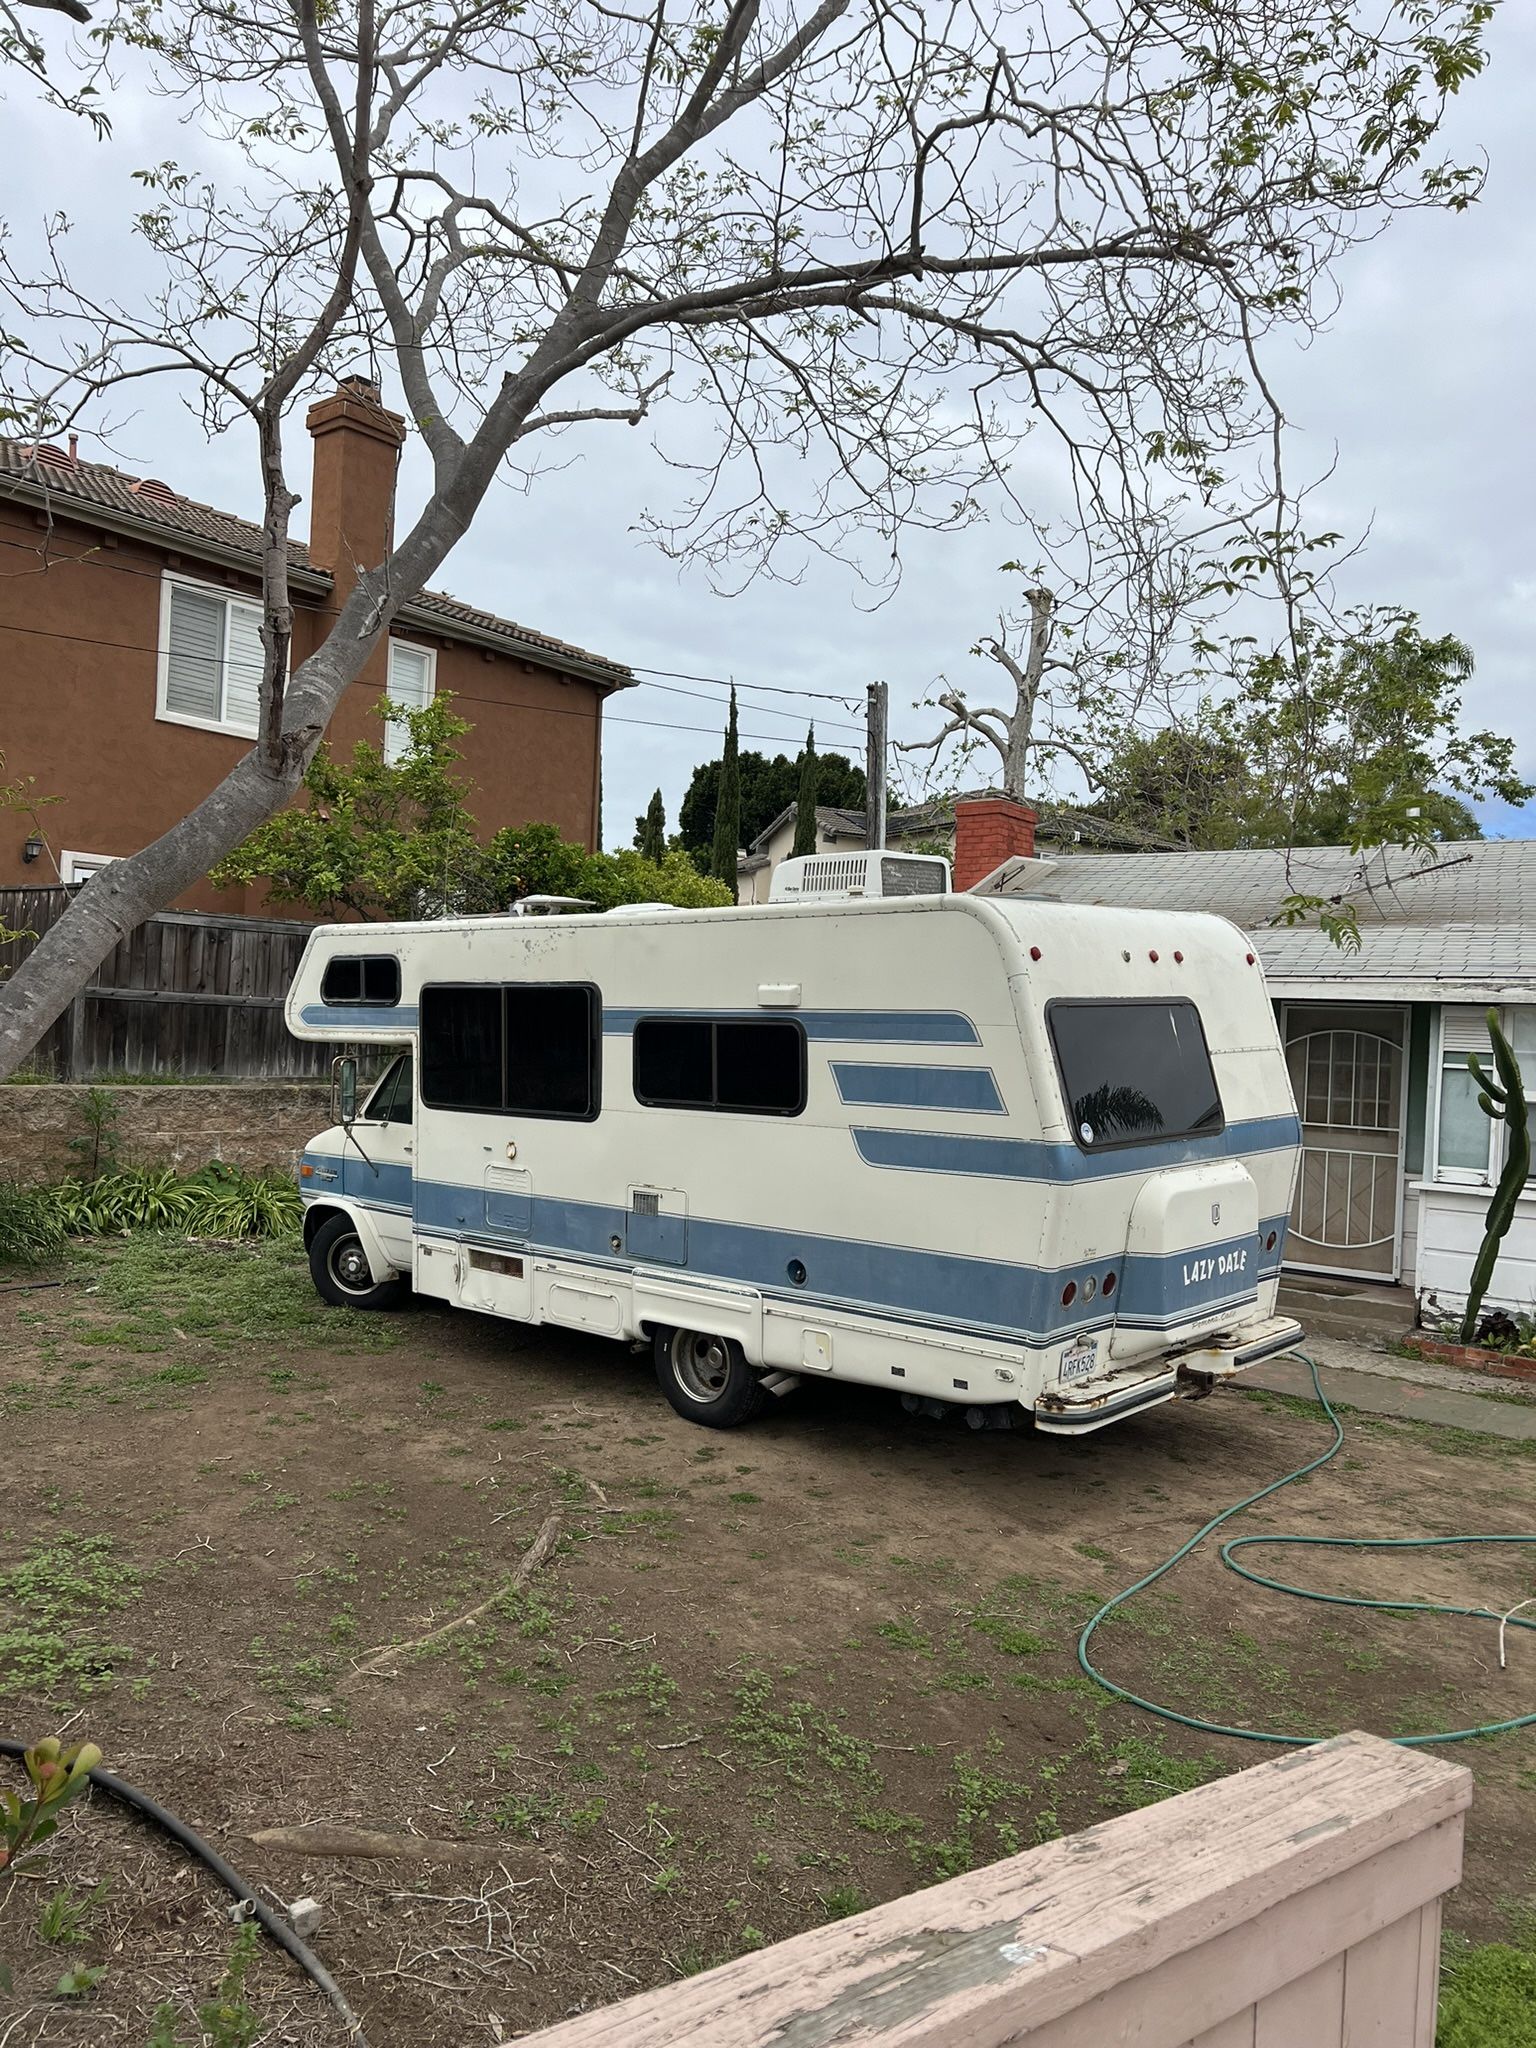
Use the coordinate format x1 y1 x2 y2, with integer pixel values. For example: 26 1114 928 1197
8 6 1534 850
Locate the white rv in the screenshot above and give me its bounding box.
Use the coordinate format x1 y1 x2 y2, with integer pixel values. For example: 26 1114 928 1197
284 874 1303 1433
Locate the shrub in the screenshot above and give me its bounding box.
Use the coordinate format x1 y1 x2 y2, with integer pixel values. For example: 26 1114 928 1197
5 1166 300 1251
0 1182 68 1265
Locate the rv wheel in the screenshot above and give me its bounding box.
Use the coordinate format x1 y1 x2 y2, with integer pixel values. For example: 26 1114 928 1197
653 1327 767 1429
308 1213 408 1312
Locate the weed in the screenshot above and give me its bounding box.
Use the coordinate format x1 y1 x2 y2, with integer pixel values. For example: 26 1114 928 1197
1105 1735 1217 1811
875 1619 933 1655
53 1962 106 1998
197 1923 263 2048
0 1182 67 1265
649 1865 683 1894
728 1492 762 1505
820 1885 868 1920
0 1533 140 1700
38 1882 105 1944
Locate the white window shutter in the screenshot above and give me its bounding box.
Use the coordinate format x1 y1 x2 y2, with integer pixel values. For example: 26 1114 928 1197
224 600 266 736
164 585 225 720
385 642 435 763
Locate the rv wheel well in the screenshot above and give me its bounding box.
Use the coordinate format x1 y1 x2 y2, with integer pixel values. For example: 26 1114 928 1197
302 1201 349 1249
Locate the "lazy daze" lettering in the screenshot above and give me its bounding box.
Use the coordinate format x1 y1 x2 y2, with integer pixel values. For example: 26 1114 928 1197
1182 1249 1248 1287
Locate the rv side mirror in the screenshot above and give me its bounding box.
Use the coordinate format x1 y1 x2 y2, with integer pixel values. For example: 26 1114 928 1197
334 1055 359 1127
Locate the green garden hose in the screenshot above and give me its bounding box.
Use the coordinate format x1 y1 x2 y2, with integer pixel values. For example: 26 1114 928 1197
1077 1353 1536 1748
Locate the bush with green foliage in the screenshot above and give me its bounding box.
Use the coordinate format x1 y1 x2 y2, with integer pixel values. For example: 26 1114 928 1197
0 1166 301 1262
0 1181 69 1264
212 694 729 916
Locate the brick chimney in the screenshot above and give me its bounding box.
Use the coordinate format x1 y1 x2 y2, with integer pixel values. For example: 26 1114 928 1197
304 376 408 600
952 794 1037 891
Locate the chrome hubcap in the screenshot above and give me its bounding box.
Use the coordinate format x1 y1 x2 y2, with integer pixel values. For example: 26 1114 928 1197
672 1331 730 1403
329 1237 373 1294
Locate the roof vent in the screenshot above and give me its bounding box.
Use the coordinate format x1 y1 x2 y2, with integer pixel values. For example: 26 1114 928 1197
20 442 78 471
131 477 180 506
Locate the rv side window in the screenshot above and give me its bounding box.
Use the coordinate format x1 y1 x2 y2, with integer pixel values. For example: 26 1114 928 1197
505 985 599 1119
633 1017 805 1116
420 983 600 1121
321 955 402 1007
1048 1000 1223 1151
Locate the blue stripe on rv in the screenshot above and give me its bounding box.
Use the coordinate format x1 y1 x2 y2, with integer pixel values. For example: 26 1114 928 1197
602 1008 980 1044
831 1063 1006 1114
300 1004 419 1030
850 1114 1301 1183
398 1174 1291 1346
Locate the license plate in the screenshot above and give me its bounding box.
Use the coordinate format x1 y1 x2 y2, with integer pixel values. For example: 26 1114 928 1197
1060 1339 1098 1384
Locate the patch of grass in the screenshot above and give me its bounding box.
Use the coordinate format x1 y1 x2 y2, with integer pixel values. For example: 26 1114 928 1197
38 1883 106 1945
1105 1734 1219 1812
729 1669 882 1797
819 1885 868 1920
1438 1927 1536 2047
0 1530 142 1699
875 1618 933 1655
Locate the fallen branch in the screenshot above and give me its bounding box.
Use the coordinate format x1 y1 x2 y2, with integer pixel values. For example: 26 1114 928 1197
350 1513 562 1680
247 1824 522 1864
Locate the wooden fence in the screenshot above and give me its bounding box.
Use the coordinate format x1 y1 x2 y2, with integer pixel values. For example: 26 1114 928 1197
0 888 336 1080
516 1731 1469 2048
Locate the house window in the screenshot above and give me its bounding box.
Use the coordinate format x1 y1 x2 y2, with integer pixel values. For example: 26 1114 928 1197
633 1017 807 1115
1047 999 1223 1151
157 574 266 737
384 641 436 763
420 983 599 1120
320 955 402 1008
61 851 119 885
1432 1006 1536 1184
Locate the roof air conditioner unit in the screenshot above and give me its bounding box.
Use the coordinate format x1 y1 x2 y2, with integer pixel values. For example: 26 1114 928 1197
769 851 950 904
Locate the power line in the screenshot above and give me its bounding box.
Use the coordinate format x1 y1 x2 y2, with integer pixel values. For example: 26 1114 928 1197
0 528 870 726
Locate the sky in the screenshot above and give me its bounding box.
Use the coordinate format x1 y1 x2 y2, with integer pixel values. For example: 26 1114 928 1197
6 5 1534 851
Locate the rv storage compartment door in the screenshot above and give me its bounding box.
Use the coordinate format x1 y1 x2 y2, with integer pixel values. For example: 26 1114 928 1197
1110 1160 1260 1363
626 1186 687 1266
484 1164 533 1236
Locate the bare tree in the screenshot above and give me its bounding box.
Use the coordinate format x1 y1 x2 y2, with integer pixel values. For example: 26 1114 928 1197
0 0 1496 1077
895 520 1218 803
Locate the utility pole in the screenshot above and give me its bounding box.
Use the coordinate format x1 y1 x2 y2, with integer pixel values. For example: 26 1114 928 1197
865 680 888 851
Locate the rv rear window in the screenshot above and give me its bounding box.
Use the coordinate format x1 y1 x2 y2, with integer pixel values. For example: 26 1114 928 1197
1048 1000 1223 1152
321 955 401 1007
633 1017 805 1116
419 982 599 1120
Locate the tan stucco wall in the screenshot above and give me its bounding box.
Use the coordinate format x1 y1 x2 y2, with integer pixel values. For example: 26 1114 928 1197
1 1081 331 1180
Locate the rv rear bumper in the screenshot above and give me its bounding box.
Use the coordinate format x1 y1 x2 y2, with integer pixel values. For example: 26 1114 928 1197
1031 1316 1304 1436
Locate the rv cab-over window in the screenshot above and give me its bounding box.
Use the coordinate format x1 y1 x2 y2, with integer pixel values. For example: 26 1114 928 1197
1049 999 1223 1151
321 955 402 1007
420 983 600 1121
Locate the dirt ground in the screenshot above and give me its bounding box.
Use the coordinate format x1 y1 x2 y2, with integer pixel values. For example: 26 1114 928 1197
2 1235 1534 2046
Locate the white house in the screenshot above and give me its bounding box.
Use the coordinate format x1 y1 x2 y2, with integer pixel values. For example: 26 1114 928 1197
984 838 1536 1326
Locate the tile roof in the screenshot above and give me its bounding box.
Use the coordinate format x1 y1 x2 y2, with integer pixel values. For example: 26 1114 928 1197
991 840 1536 995
0 439 632 686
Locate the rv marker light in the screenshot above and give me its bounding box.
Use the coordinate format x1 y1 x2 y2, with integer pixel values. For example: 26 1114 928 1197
1148 949 1159 962
1060 1281 1076 1307
1029 946 1041 961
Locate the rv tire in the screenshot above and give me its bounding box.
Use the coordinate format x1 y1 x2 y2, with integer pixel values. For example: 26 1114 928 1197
308 1213 408 1312
653 1327 767 1429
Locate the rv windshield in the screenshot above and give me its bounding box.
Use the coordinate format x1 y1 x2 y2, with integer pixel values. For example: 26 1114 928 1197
1048 1000 1223 1152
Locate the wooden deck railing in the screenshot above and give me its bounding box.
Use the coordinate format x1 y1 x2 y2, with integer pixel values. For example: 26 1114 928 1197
518 1730 1469 2048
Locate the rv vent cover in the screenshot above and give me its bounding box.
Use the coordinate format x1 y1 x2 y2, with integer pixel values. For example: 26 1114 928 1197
631 1189 662 1216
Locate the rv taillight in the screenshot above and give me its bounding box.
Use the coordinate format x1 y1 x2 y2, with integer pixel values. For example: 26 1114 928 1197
1060 1281 1076 1307
1102 1271 1116 1297
1266 1231 1277 1251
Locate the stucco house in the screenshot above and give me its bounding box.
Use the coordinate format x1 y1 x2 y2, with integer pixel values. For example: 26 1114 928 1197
0 379 632 915
982 838 1536 1325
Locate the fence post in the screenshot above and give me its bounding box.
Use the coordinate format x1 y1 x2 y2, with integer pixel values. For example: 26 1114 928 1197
64 992 88 1081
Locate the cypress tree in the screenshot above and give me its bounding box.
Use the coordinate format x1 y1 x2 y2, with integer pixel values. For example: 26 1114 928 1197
638 788 666 864
792 725 819 856
711 687 741 902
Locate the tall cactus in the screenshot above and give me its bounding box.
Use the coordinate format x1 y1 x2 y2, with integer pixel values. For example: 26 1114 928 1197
1460 1009 1531 1343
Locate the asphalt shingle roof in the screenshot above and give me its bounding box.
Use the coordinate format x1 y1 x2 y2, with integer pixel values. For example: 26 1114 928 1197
0 439 632 686
994 840 1536 995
